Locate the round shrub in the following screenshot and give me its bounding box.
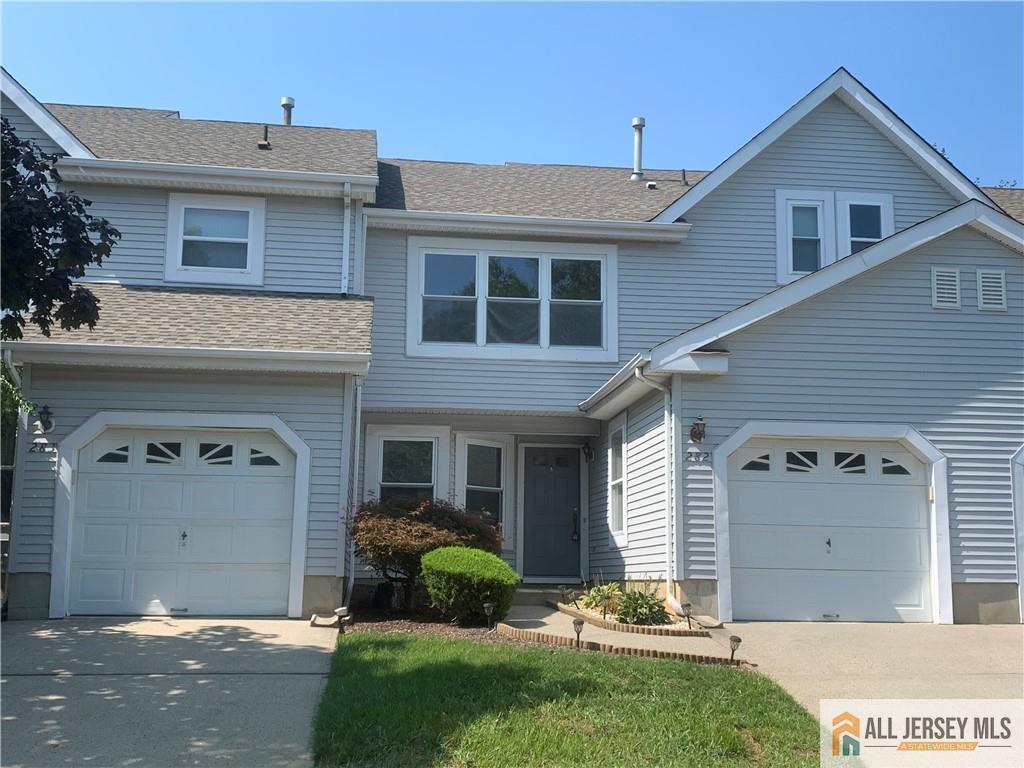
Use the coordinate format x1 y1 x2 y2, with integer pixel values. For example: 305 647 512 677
421 547 519 625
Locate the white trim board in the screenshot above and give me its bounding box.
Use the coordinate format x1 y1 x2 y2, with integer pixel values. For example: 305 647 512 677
1 68 94 158
652 67 993 223
650 201 1024 371
48 411 312 619
1012 444 1024 623
710 421 953 624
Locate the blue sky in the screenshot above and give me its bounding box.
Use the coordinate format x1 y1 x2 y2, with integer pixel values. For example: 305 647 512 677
2 2 1021 184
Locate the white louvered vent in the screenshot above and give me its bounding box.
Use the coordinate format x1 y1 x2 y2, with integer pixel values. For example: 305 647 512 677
976 269 1007 311
931 267 960 309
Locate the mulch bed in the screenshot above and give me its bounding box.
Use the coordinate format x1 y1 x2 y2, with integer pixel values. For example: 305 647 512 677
348 611 539 648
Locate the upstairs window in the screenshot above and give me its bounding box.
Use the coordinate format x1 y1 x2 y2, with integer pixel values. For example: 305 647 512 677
836 192 894 257
166 193 265 286
407 237 617 362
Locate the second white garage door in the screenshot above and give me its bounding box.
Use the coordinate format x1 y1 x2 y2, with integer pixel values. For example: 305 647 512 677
728 439 932 622
69 428 296 616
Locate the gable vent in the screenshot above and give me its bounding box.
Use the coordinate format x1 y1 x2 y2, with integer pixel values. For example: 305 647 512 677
977 269 1007 311
931 267 960 309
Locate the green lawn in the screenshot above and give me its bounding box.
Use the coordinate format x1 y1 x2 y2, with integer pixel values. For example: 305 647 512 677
312 631 819 768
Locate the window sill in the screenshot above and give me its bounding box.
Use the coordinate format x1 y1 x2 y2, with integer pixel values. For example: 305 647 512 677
407 341 618 364
165 267 264 287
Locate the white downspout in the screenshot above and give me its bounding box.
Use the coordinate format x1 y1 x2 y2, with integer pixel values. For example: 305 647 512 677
340 183 352 294
343 374 364 608
633 367 674 598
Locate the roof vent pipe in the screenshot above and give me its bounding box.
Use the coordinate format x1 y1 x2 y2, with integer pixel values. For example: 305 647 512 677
281 96 295 126
630 116 645 181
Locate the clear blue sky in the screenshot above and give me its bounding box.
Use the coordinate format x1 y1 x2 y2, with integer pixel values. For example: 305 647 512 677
2 2 1021 184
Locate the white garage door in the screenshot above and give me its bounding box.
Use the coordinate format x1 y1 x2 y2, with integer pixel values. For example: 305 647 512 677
69 428 296 616
729 439 932 622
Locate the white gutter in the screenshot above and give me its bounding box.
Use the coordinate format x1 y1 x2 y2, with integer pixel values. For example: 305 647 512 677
634 367 675 598
2 350 22 388
343 375 365 609
57 157 379 201
365 208 691 243
341 183 352 294
578 352 650 413
5 341 371 375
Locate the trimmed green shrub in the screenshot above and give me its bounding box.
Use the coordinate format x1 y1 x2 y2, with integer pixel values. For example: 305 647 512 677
579 582 623 615
616 588 670 626
421 547 519 625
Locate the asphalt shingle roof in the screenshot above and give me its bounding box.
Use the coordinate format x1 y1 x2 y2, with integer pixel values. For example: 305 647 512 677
19 283 373 354
985 187 1024 222
45 103 378 177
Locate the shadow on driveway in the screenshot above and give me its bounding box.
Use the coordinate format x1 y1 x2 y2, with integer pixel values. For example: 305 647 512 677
1 618 337 768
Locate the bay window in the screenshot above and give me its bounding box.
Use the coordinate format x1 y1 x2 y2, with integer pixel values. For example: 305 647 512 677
408 237 617 362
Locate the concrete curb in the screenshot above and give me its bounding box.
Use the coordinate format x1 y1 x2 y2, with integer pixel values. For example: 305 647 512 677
548 600 711 637
496 622 742 666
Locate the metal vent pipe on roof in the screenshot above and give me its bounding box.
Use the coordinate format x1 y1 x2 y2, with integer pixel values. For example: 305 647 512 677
630 116 645 181
281 96 295 126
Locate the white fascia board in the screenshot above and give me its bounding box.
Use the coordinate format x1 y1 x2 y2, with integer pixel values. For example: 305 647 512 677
578 352 649 413
56 157 378 201
1 68 94 158
651 351 729 375
5 341 371 375
651 201 1023 370
366 207 690 243
652 68 992 223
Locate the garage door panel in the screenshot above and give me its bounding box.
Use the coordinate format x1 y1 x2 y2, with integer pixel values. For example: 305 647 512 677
80 523 129 557
242 481 293 519
135 524 181 559
733 524 930 571
132 569 178 612
139 480 184 515
232 524 292 563
190 481 237 516
83 479 132 515
731 481 927 529
75 568 126 602
187 524 234 561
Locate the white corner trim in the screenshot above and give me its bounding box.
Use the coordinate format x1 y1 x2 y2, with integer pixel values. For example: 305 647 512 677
1 68 94 158
711 421 953 624
4 341 371 375
1012 445 1024 623
362 424 452 503
651 201 1024 371
165 193 266 287
48 411 312 619
366 207 691 243
652 68 992 223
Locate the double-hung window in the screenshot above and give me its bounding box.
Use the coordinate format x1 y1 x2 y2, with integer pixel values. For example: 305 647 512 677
607 414 627 545
455 433 513 534
408 237 617 362
166 193 266 286
836 192 894 256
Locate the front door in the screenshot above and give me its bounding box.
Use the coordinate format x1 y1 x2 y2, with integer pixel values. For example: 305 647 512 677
523 447 580 579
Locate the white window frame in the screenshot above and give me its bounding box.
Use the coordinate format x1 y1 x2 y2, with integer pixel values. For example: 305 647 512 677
836 191 894 257
454 432 515 545
406 236 618 362
607 412 627 547
775 189 836 284
363 425 451 502
165 193 266 286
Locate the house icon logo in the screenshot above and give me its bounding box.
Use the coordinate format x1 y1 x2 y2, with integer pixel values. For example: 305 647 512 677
832 711 860 756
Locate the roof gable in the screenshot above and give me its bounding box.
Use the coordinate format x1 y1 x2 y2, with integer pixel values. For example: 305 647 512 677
0 68 93 158
653 68 994 223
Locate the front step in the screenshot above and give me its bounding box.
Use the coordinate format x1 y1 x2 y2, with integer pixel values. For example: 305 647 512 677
513 586 565 606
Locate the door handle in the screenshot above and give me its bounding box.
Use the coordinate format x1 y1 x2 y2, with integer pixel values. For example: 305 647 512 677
825 536 831 551
181 530 188 547
571 508 579 542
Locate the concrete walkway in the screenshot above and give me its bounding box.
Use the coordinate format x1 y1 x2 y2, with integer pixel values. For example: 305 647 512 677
723 621 1024 714
503 604 732 660
1 618 338 768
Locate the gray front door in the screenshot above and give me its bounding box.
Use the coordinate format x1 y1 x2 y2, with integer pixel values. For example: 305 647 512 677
523 447 581 579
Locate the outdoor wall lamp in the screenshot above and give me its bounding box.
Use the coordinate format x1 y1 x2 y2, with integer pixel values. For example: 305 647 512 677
689 416 706 444
680 602 693 630
729 635 742 662
483 601 495 631
581 442 595 463
572 618 585 648
36 405 54 434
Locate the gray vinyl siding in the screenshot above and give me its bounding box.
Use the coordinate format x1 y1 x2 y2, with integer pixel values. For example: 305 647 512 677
9 367 347 577
70 184 355 293
2 95 63 154
362 96 960 412
678 227 1024 584
588 390 669 579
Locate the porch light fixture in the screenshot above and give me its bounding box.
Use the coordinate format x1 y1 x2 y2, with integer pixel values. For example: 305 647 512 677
582 442 595 463
680 602 692 630
483 601 495 631
36 405 54 434
689 416 706 444
729 634 742 662
572 617 585 648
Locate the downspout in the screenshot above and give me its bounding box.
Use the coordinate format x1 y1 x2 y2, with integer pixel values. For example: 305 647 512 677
343 374 364 609
340 182 352 294
633 367 674 598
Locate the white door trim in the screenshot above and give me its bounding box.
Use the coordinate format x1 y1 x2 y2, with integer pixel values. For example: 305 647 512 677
712 421 952 624
516 443 588 581
1011 444 1024 623
50 411 311 619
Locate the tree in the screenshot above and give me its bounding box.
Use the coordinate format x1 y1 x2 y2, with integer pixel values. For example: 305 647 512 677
1 117 120 341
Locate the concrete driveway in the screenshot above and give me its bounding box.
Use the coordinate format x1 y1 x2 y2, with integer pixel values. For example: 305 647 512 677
723 621 1024 714
1 618 337 767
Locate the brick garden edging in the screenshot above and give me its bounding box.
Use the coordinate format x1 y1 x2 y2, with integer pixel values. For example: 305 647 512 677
496 622 741 666
548 600 711 638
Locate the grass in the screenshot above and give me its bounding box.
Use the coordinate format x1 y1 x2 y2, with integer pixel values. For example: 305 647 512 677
312 631 820 768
